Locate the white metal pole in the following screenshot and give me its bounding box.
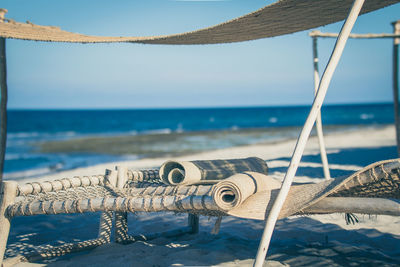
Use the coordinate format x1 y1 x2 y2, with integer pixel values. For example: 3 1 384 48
0 37 7 183
312 37 331 180
253 0 365 265
0 9 8 183
309 31 400 39
392 20 400 157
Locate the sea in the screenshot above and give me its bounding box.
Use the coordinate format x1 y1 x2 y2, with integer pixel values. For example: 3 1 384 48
3 103 394 180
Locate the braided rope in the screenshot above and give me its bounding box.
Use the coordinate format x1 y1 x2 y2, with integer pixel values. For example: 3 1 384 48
13 183 213 215
8 194 220 218
17 175 106 196
127 169 162 187
330 159 400 199
14 169 160 200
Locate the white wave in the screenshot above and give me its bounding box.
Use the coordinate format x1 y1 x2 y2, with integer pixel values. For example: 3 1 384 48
5 153 36 160
8 131 79 139
142 128 172 135
360 113 374 120
6 140 27 146
5 154 19 160
4 153 53 161
8 132 40 139
269 117 278 123
62 131 77 137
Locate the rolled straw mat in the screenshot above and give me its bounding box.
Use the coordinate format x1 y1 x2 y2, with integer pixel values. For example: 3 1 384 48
159 157 268 185
218 158 400 220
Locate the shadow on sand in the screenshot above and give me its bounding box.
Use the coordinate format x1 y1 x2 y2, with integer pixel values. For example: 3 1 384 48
5 210 400 266
269 145 398 179
13 214 397 266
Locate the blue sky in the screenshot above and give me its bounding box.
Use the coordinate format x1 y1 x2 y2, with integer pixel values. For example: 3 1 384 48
2 0 400 109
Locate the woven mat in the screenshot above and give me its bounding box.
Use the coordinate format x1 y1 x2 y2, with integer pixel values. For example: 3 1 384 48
227 158 400 220
0 0 399 44
159 157 268 185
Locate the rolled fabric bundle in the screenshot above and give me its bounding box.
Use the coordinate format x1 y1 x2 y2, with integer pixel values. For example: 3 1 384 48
227 158 400 220
159 157 268 185
212 172 280 211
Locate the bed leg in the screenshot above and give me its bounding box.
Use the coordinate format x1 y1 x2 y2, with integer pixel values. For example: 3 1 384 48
114 166 129 243
188 214 199 234
98 211 113 243
0 181 17 266
98 169 118 243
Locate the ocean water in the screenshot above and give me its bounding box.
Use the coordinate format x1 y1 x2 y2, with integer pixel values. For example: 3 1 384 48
3 103 394 180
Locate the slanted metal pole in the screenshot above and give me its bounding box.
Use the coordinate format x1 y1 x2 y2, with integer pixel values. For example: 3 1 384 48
0 9 8 183
312 36 331 180
392 20 400 157
0 37 7 183
253 0 365 266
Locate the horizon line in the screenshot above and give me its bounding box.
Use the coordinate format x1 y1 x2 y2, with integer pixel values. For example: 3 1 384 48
7 102 393 111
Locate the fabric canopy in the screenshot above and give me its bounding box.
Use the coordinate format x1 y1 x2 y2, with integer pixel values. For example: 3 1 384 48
0 0 399 45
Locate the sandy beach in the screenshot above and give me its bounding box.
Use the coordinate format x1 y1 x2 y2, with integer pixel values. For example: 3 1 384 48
5 125 400 266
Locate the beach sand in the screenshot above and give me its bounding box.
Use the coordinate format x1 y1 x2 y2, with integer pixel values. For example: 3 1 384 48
5 125 400 266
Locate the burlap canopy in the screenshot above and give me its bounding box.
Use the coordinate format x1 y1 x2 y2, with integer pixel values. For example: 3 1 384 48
0 0 399 44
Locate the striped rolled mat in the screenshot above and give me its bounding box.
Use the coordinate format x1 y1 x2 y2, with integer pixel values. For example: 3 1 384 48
159 157 268 185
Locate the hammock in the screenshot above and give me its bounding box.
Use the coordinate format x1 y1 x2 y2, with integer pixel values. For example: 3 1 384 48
1 158 399 264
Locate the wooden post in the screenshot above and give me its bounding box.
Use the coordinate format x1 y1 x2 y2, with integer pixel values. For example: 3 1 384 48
0 181 17 265
114 166 129 244
0 9 7 23
0 36 7 183
312 36 331 180
392 20 400 157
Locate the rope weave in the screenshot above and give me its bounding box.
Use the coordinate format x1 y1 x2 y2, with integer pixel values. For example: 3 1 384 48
0 0 398 44
8 194 221 218
4 159 400 263
330 160 400 198
128 169 160 183
17 175 106 196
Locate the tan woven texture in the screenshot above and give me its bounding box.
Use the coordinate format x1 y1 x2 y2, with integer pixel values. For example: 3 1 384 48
3 159 399 264
227 158 400 220
7 159 400 220
0 0 399 44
